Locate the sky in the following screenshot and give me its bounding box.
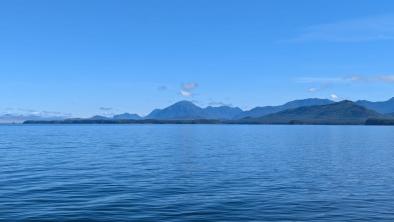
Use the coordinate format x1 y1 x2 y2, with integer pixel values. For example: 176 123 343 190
1 0 394 117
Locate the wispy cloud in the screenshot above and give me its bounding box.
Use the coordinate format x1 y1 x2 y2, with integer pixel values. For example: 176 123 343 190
379 75 394 82
208 101 233 107
157 85 167 91
182 82 198 90
297 77 345 84
180 82 198 97
301 74 394 95
1 108 71 118
298 74 394 84
99 107 113 111
293 15 394 42
345 75 394 83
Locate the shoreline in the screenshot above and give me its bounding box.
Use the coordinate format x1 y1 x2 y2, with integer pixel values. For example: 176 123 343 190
20 120 394 126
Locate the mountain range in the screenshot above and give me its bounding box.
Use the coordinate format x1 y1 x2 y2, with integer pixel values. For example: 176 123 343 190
0 114 66 124
237 100 382 125
7 97 394 124
355 97 394 114
141 97 394 120
113 113 142 120
88 113 142 120
235 98 334 119
24 100 393 125
145 101 243 120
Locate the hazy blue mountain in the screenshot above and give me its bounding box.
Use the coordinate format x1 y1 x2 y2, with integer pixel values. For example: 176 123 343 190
145 101 243 120
22 99 394 125
239 101 382 124
0 114 66 124
146 109 162 118
80 97 394 122
145 101 205 120
236 98 334 119
113 113 142 120
203 106 243 119
356 97 394 114
89 115 110 120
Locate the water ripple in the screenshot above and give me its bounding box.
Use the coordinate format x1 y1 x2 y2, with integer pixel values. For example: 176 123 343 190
1 125 394 221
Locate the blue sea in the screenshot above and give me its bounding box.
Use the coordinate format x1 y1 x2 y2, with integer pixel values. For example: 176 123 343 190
1 124 394 221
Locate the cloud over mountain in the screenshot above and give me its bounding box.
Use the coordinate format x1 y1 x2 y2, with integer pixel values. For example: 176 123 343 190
180 82 198 97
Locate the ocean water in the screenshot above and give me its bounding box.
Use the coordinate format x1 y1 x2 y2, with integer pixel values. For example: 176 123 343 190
1 124 394 221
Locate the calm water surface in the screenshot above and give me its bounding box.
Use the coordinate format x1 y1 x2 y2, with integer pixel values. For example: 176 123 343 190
1 124 394 221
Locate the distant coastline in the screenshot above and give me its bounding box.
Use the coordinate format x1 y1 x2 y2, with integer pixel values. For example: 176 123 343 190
22 99 394 126
23 117 394 126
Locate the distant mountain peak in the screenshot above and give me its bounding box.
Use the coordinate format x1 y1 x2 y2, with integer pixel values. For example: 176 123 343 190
145 100 243 120
175 100 195 104
89 115 110 120
113 113 141 120
128 97 394 121
236 98 334 119
203 105 243 120
145 100 203 120
170 100 199 107
356 97 394 114
240 100 382 124
284 98 334 106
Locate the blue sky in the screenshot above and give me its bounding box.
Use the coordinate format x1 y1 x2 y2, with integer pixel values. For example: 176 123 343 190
1 0 394 117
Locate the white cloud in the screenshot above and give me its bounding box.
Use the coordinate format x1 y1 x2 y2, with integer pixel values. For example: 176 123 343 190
208 101 233 107
180 82 198 97
180 90 192 97
330 94 339 100
308 87 318 92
